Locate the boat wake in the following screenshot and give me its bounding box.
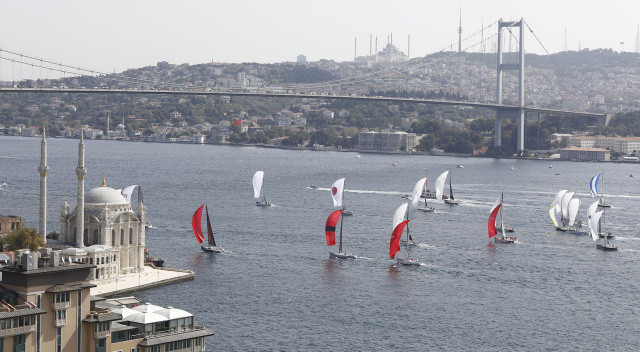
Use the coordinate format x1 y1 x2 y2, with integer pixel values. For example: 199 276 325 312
416 243 437 249
315 187 407 196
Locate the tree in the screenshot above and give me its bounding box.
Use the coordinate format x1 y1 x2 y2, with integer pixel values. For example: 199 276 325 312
3 227 46 252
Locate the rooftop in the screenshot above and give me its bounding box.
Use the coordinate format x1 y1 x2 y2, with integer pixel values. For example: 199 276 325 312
560 147 611 152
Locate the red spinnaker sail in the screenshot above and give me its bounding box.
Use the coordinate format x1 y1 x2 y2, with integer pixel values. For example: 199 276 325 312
325 210 342 246
389 220 409 259
192 204 205 244
488 204 501 238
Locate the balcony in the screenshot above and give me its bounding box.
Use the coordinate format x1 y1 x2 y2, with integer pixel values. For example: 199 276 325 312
54 318 66 327
53 301 71 310
94 329 110 339
0 324 37 337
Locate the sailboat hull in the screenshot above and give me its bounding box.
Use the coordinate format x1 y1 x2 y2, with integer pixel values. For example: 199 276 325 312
255 201 272 207
596 244 619 251
494 237 517 244
397 258 421 266
444 199 460 205
330 252 356 259
201 245 224 253
418 207 435 213
342 210 355 216
598 232 615 238
568 229 589 236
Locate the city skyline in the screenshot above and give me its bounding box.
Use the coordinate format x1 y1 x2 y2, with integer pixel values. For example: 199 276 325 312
0 0 638 81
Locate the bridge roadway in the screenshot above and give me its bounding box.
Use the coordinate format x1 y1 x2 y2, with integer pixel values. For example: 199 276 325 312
0 87 606 119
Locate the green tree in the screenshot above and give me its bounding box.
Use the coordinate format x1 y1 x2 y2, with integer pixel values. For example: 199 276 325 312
3 227 46 252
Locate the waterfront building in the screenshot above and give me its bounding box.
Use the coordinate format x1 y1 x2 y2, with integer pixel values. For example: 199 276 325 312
569 135 640 155
0 216 22 236
357 131 417 152
0 252 213 352
560 147 611 161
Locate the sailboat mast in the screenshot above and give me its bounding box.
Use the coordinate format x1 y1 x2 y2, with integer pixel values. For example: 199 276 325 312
339 180 346 253
500 193 505 238
449 171 454 200
405 202 410 259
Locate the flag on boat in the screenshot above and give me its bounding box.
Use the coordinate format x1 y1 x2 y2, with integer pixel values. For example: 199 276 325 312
192 204 205 244
331 178 345 207
389 220 409 259
325 210 342 246
488 197 502 238
121 185 138 205
233 118 242 126
590 174 601 197
411 178 427 208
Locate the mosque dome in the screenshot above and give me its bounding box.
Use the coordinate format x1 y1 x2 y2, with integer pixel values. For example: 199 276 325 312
115 124 125 131
85 180 128 205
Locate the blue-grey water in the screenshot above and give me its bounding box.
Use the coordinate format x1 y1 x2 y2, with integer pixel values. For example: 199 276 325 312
1 136 640 351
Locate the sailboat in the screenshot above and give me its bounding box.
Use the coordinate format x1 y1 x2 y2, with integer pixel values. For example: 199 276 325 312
327 178 355 258
589 208 618 251
390 203 420 266
590 173 610 208
435 171 449 203
488 193 517 244
557 191 575 231
192 204 224 253
567 198 588 235
443 170 459 205
253 171 272 206
549 190 568 230
418 178 435 213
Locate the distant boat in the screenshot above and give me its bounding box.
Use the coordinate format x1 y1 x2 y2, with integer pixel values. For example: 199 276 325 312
253 171 272 207
145 223 155 230
0 182 6 187
488 193 517 244
555 172 560 176
552 190 574 231
457 165 464 168
390 202 420 266
192 204 224 253
392 163 398 166
355 154 361 159
549 165 553 169
590 173 610 208
443 170 459 205
418 178 435 213
327 178 355 259
630 174 635 178
308 185 318 190
144 248 164 267
509 167 515 170
589 207 618 251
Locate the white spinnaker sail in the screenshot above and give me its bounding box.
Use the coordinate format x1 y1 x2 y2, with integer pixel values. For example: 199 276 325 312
560 191 574 219
393 203 409 230
411 178 427 208
252 171 264 199
121 185 138 205
587 201 599 219
331 178 345 207
568 198 580 227
435 171 449 201
549 207 559 227
589 210 604 241
552 190 568 208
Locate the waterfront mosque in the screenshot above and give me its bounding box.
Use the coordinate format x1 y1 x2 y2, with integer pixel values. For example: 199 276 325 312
38 129 147 282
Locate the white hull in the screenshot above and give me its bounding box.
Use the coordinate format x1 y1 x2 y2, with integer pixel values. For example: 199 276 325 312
342 210 355 216
397 258 421 266
330 252 356 259
255 201 272 207
598 232 615 239
596 243 619 251
418 207 435 213
444 199 460 205
494 236 517 244
201 245 224 253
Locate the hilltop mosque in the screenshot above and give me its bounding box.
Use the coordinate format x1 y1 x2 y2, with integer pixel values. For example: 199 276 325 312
38 128 146 282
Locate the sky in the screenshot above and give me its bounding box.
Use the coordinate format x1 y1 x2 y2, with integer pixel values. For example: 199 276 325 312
0 0 637 80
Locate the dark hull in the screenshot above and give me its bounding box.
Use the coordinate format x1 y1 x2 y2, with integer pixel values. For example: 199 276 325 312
201 245 224 253
596 244 619 251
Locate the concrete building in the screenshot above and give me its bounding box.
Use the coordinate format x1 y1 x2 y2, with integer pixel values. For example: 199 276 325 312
275 116 291 127
192 134 206 144
357 131 417 152
0 216 22 236
560 147 611 161
0 252 213 352
569 136 640 155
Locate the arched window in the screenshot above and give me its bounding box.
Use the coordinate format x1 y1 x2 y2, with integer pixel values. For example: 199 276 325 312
129 228 133 245
120 230 124 246
83 229 88 245
93 229 99 245
111 230 115 247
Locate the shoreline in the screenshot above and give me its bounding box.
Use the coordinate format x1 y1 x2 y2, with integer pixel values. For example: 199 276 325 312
1 134 637 164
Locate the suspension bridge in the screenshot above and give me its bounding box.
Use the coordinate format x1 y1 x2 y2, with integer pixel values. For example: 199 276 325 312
0 18 609 153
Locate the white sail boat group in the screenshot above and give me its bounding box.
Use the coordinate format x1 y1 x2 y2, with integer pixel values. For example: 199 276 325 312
417 170 459 212
549 173 618 251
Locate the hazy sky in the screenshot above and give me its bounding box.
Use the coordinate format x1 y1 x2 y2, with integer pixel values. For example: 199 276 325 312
0 0 637 80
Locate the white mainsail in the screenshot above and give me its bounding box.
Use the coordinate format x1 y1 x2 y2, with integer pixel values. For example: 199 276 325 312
568 198 580 227
411 178 427 208
331 178 345 208
252 171 264 199
121 185 138 205
552 190 568 208
587 200 599 219
589 210 604 241
560 191 574 219
393 203 409 231
435 171 449 201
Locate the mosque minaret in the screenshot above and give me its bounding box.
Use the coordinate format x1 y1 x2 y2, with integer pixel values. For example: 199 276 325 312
38 125 49 243
75 128 86 247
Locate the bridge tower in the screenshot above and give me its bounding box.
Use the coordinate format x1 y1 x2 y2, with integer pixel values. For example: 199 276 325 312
494 18 525 153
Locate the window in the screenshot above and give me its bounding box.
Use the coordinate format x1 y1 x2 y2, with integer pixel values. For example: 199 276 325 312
129 228 133 244
93 229 98 244
14 334 25 352
56 327 61 352
56 310 66 320
111 230 116 246
120 229 124 245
